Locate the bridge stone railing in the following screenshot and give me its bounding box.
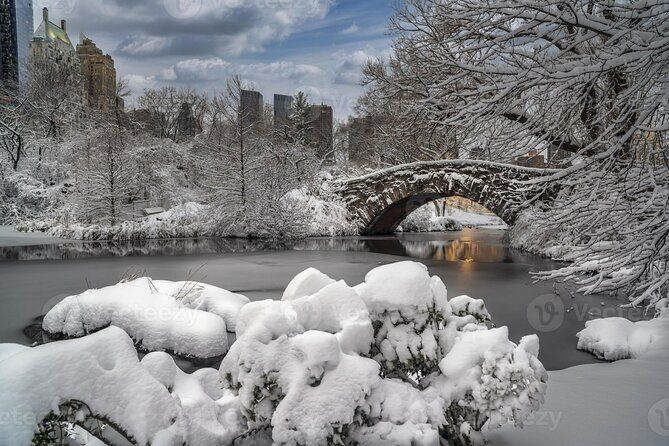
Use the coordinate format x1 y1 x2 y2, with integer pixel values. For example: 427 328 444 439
334 160 558 235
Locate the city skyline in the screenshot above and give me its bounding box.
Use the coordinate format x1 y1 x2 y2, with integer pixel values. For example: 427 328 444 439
28 0 393 119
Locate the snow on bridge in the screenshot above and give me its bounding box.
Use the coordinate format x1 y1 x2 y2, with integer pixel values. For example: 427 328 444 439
335 160 559 235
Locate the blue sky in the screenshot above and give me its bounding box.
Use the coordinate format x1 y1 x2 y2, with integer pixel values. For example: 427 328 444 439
32 0 395 118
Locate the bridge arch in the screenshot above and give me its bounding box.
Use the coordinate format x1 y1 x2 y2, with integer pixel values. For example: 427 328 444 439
336 160 556 235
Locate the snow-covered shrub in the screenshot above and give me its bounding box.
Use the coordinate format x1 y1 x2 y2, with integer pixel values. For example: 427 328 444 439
43 277 250 358
140 351 246 444
354 262 456 380
0 327 248 445
0 327 185 445
356 262 545 446
220 280 378 444
0 171 67 224
222 261 547 445
286 188 359 237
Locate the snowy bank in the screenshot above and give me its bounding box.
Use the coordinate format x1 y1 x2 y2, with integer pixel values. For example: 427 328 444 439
43 277 249 358
22 202 211 242
400 204 506 233
489 314 669 446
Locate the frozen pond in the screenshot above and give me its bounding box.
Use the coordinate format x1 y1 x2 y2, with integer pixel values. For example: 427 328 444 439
0 229 641 370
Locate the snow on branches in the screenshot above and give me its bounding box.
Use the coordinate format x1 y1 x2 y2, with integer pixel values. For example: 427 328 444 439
221 262 547 445
364 0 669 308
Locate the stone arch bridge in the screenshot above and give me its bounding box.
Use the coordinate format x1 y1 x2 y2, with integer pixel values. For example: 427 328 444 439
335 160 558 235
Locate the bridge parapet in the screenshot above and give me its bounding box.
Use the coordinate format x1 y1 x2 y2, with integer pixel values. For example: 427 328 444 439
335 160 558 235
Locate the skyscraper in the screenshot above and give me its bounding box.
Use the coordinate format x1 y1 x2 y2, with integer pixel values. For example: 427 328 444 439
273 93 292 130
307 104 333 161
348 115 374 163
0 0 33 88
241 89 263 129
76 36 117 111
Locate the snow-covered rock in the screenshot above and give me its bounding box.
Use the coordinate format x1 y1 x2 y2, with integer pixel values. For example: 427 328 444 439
0 327 183 445
152 280 250 332
281 267 336 301
576 316 668 361
43 277 249 358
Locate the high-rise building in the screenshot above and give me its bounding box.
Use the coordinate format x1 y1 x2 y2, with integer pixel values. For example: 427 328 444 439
241 89 263 129
307 104 333 161
348 115 374 163
176 102 198 140
30 8 84 124
0 0 33 88
76 36 117 111
30 8 80 71
273 93 292 130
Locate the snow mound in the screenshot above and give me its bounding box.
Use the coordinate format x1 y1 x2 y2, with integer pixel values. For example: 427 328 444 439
355 261 450 318
0 327 183 445
42 277 236 358
281 267 336 301
152 280 250 332
141 352 246 445
576 316 669 361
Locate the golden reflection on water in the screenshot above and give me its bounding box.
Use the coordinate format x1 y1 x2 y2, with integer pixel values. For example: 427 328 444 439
402 239 509 263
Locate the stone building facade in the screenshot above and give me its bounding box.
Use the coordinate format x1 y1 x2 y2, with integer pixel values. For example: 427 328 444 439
76 36 117 111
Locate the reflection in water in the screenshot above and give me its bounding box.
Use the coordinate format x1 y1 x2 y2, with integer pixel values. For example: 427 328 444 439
1 229 517 264
401 240 511 263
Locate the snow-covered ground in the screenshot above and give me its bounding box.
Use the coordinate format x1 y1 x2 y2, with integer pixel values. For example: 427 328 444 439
400 205 507 233
490 315 669 446
31 202 211 242
0 225 72 247
443 207 506 228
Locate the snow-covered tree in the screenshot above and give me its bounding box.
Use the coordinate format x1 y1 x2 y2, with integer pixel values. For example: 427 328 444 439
364 0 669 308
136 86 207 141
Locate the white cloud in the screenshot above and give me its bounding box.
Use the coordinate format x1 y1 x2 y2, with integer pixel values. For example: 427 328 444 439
116 36 172 57
160 58 231 82
158 57 323 83
243 61 324 79
123 74 158 95
341 24 360 35
333 49 375 85
43 0 335 58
